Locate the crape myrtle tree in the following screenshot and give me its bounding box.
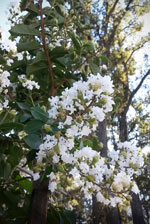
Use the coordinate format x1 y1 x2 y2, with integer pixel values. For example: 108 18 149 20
0 0 150 224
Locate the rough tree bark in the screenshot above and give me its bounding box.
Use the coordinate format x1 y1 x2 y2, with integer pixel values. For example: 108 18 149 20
29 179 49 224
119 107 145 224
131 193 145 224
92 119 121 224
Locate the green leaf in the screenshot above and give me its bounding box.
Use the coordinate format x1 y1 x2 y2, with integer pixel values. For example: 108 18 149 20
89 57 100 74
0 54 6 64
24 134 42 149
26 52 47 74
17 178 32 193
10 24 41 36
20 113 32 122
17 41 41 52
0 162 12 180
99 55 108 62
17 102 30 111
51 47 68 58
83 139 93 147
0 122 24 132
7 146 23 168
92 136 99 151
67 31 82 51
24 120 43 134
26 62 48 74
31 107 48 122
25 2 40 14
8 60 25 70
83 42 95 53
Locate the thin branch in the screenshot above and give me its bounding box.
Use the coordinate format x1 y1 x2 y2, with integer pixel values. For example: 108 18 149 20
55 78 68 92
17 165 33 178
125 0 134 11
74 50 99 72
107 0 119 18
124 69 150 114
39 0 55 96
125 40 149 65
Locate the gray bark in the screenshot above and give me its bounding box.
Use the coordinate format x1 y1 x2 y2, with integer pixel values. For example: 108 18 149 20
131 193 145 224
29 179 49 224
92 119 121 224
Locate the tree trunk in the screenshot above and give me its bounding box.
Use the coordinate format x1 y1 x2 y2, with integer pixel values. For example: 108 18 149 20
106 206 121 224
92 195 107 224
119 114 145 224
29 179 49 224
97 119 108 157
131 193 145 224
92 119 121 224
119 112 128 142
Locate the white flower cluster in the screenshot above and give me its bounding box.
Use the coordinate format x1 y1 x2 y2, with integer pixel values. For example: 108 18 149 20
0 70 11 110
18 75 40 90
35 74 145 207
48 74 114 137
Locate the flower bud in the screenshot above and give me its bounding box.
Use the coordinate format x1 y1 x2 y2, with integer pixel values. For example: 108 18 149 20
86 175 95 182
43 124 52 132
41 105 46 112
9 109 16 117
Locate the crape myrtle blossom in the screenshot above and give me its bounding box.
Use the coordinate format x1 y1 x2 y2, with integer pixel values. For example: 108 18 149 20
18 75 40 90
35 74 146 207
0 70 11 111
0 36 37 111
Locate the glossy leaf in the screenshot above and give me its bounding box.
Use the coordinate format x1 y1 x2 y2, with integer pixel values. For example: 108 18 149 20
10 24 41 36
24 134 42 149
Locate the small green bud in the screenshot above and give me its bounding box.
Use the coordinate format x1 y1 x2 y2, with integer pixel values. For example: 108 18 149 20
122 151 127 158
72 15 77 20
92 156 99 165
9 109 16 117
53 144 60 153
30 75 34 80
33 167 41 172
37 162 44 168
99 143 103 150
43 124 52 132
70 9 74 14
76 116 83 123
58 112 65 119
77 91 84 101
57 164 65 173
86 175 95 182
88 188 93 193
55 131 61 139
49 150 55 157
41 105 46 112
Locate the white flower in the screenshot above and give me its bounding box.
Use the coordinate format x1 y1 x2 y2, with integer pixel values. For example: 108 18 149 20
48 181 57 192
90 106 105 122
7 59 14 66
96 192 110 205
18 75 40 90
48 172 56 180
33 172 40 181
131 183 140 194
53 154 60 163
79 162 89 174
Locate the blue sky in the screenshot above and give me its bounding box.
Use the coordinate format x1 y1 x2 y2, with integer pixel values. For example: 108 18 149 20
0 0 14 27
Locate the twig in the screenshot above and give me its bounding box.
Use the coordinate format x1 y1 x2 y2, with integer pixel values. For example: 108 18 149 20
124 69 150 115
74 51 99 72
17 165 33 178
39 0 55 96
